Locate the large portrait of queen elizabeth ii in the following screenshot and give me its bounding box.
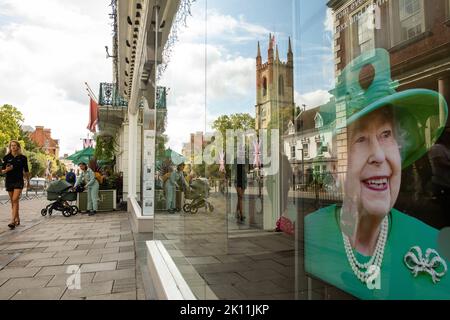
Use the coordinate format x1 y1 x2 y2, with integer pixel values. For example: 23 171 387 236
305 48 449 300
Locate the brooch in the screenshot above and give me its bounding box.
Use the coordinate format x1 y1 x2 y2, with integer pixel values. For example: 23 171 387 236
404 246 448 284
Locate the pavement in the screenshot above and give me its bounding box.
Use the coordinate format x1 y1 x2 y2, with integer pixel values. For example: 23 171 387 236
0 198 146 300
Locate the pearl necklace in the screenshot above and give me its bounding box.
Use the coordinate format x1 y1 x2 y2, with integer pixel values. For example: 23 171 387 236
341 214 388 283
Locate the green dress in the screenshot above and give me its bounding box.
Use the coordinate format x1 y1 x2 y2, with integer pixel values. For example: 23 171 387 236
305 205 450 299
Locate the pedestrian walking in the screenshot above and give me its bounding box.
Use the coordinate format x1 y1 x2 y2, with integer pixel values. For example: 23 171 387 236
1 140 30 229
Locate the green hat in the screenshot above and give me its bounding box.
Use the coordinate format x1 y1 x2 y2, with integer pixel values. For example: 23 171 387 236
330 48 448 169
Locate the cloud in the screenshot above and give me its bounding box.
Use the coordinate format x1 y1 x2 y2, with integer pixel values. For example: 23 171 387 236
180 8 272 44
0 0 112 156
160 7 264 152
324 8 334 33
295 90 332 110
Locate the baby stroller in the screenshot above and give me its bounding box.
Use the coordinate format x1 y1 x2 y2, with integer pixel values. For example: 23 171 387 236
183 178 214 214
41 180 79 217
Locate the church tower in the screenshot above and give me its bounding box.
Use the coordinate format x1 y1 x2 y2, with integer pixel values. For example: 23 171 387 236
255 34 295 131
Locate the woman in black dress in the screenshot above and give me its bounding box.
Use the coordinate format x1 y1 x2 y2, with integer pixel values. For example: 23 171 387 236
1 140 30 229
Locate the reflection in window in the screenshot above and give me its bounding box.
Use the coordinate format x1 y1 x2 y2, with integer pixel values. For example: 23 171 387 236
351 7 375 57
315 113 323 128
303 143 309 158
279 75 284 96
399 0 424 41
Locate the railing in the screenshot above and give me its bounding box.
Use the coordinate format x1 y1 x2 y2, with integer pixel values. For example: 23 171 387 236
98 83 128 107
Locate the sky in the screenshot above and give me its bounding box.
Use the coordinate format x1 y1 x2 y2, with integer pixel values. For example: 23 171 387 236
0 0 112 156
160 0 335 152
0 0 334 156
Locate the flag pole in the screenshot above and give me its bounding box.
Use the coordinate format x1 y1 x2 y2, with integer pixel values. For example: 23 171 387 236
85 82 98 103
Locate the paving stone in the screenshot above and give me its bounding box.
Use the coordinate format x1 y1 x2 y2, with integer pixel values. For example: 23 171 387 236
0 287 18 299
15 252 55 261
92 268 135 283
35 241 68 248
36 265 79 276
46 272 95 288
7 260 32 268
202 272 248 285
100 251 135 262
0 267 41 279
80 262 117 273
234 280 289 296
0 278 8 287
76 243 106 250
207 284 246 300
65 255 102 265
11 286 66 300
61 281 113 299
119 246 134 253
187 256 221 265
43 245 77 253
87 247 119 256
112 278 136 293
105 241 134 248
87 291 136 300
28 257 68 267
238 268 287 282
5 242 39 250
53 250 89 258
0 276 53 291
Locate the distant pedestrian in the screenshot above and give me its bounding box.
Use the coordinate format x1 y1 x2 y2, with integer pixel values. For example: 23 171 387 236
65 169 76 186
1 140 30 229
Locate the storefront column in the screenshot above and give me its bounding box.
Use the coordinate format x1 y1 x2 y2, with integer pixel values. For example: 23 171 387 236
128 109 138 199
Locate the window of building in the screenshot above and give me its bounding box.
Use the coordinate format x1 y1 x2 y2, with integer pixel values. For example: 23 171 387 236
303 143 309 158
317 141 323 155
278 75 284 96
399 0 424 42
262 77 267 96
351 7 375 57
447 0 450 19
291 145 296 159
315 113 324 129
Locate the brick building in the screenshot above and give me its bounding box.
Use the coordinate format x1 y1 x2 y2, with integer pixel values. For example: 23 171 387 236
29 126 60 158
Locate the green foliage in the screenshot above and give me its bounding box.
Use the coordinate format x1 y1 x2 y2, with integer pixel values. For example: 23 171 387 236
212 113 255 139
25 151 47 177
95 135 117 162
0 104 24 151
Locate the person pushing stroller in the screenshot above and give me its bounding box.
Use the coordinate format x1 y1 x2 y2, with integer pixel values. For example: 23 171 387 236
165 163 189 214
73 162 99 216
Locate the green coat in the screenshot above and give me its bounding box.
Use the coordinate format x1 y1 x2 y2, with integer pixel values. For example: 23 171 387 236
305 205 450 300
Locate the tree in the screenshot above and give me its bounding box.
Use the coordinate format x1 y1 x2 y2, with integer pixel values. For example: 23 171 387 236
0 104 24 153
212 113 255 139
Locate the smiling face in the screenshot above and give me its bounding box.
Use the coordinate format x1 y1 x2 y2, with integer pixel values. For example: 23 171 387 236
345 107 402 219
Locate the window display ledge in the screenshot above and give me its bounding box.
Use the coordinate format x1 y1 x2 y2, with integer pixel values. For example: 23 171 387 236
128 196 153 233
146 240 196 300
